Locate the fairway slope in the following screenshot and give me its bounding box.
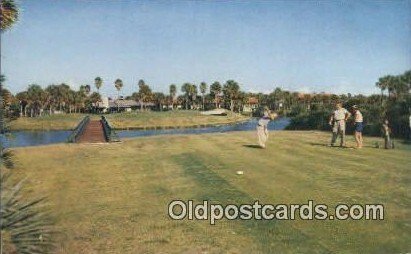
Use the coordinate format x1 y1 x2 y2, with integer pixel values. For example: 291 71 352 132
11 131 411 253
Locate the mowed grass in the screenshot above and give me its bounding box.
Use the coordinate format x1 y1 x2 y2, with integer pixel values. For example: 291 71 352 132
9 111 248 131
104 110 248 130
10 131 411 253
9 113 87 131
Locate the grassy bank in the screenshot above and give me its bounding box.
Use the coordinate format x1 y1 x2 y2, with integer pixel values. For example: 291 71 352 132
9 131 411 253
104 110 248 130
8 113 87 131
8 111 249 131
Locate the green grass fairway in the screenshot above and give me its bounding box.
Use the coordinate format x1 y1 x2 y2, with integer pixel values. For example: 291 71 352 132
9 111 248 131
10 131 411 253
104 110 248 130
9 113 87 131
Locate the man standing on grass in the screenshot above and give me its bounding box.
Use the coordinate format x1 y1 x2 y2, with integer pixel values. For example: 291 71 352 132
257 106 277 148
352 105 364 148
329 102 351 147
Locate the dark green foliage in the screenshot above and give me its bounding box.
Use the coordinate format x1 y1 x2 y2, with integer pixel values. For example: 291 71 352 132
286 109 330 131
286 85 410 139
1 174 55 253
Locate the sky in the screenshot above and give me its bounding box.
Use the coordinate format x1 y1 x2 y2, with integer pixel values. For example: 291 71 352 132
2 0 411 97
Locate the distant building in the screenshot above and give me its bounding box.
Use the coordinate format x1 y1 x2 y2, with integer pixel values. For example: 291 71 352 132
96 97 155 113
243 97 259 113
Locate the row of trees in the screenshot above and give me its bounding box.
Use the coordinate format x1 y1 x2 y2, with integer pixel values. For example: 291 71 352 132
287 70 411 139
376 71 411 100
1 77 360 117
1 80 103 117
2 78 244 116
4 72 410 119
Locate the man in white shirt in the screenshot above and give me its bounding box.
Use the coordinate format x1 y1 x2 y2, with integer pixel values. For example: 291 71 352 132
256 107 277 148
329 102 351 147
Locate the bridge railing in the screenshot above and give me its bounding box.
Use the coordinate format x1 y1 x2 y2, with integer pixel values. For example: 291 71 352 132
67 116 90 143
101 116 120 142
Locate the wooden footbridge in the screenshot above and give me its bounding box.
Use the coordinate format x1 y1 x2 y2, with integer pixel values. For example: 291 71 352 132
68 116 120 143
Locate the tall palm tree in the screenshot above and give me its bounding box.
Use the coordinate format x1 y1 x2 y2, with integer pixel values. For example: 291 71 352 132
137 79 152 111
114 79 123 112
153 92 166 111
0 0 18 132
1 0 19 31
26 84 47 117
169 84 177 110
181 83 191 109
223 80 240 112
58 83 70 112
85 92 101 113
191 84 198 109
94 77 103 93
376 75 393 105
200 82 207 110
15 91 28 116
181 83 197 109
210 81 222 109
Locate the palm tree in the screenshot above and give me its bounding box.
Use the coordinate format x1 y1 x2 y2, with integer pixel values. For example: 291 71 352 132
181 83 197 109
1 172 55 253
223 80 240 112
169 84 177 110
85 92 101 113
392 74 409 98
210 81 222 109
67 90 76 113
45 85 58 114
26 84 47 117
153 92 166 111
137 79 153 111
191 84 198 109
1 0 19 31
67 89 86 113
181 83 191 109
94 77 103 93
200 82 207 110
114 79 123 111
376 75 391 105
15 91 28 116
58 83 70 112
0 0 18 132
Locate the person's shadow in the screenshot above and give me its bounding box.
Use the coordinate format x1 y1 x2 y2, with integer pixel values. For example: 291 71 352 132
309 142 329 147
243 144 263 149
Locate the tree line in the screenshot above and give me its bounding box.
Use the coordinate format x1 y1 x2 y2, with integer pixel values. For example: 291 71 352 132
0 77 325 117
287 70 411 139
1 71 410 124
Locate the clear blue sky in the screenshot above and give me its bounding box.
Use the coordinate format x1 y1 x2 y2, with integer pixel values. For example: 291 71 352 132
2 0 411 96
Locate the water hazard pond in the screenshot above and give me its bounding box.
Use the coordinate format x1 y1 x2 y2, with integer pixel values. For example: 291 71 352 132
1 117 290 148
